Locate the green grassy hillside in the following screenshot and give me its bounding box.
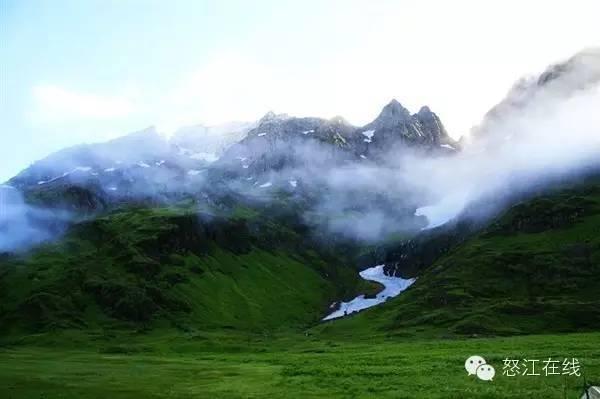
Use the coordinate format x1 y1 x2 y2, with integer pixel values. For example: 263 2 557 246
0 206 362 336
318 180 600 337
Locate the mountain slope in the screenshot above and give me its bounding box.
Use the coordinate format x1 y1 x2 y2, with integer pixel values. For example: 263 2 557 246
0 205 365 335
317 176 600 337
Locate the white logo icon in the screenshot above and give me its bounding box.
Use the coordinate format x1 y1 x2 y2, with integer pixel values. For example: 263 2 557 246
465 355 486 376
465 355 495 381
476 364 496 381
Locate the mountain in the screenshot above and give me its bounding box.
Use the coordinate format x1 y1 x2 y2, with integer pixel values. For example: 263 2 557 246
170 120 257 162
1 102 454 249
472 48 600 141
0 203 368 333
361 101 456 151
317 174 600 337
9 101 452 198
0 99 458 333
5 122 256 212
3 74 600 341
213 100 456 188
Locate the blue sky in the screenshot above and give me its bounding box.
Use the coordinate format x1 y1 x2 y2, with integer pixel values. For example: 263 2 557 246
1 0 598 181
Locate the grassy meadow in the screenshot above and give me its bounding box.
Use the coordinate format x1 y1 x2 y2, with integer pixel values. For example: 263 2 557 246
1 331 599 398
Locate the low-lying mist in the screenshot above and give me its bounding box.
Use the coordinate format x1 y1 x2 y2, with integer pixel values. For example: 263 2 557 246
0 185 71 253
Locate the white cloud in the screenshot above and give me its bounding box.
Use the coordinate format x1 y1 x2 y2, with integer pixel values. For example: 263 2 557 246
33 85 136 122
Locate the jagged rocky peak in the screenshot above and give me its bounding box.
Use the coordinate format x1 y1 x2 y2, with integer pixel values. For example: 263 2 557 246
359 100 453 148
416 105 433 117
258 111 290 125
328 115 352 126
373 99 412 125
415 106 451 140
537 47 600 88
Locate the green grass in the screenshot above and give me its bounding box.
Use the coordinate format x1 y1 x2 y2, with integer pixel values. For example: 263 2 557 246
0 331 598 398
0 207 362 335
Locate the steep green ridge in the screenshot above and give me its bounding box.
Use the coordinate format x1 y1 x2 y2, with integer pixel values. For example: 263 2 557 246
0 206 361 335
318 180 600 337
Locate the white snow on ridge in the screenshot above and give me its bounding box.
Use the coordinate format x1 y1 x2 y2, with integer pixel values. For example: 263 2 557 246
187 169 204 176
257 132 267 137
360 155 367 159
440 144 455 150
189 152 218 162
137 162 151 168
104 167 116 172
37 166 92 185
289 179 297 187
259 182 272 188
302 129 314 135
362 129 375 143
323 265 415 321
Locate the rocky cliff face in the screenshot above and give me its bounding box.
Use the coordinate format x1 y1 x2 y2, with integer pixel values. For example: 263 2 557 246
216 100 457 181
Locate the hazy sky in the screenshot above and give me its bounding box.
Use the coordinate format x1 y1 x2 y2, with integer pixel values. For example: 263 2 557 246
1 0 598 182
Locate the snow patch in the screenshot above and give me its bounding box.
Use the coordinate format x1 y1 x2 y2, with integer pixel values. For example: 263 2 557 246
187 170 203 176
259 182 272 188
257 132 267 137
137 162 151 168
323 265 415 321
36 166 92 185
440 144 455 150
360 155 367 159
289 180 297 187
362 129 375 143
104 167 116 172
302 129 314 135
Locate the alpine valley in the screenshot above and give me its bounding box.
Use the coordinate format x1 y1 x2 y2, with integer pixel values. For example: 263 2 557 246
1 49 600 399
